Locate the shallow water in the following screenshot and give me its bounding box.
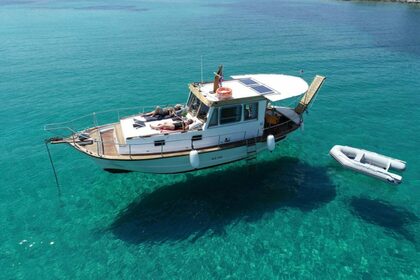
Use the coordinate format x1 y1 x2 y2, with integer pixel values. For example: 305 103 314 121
0 0 419 279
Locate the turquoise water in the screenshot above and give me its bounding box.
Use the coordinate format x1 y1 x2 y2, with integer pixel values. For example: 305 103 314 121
1 0 419 278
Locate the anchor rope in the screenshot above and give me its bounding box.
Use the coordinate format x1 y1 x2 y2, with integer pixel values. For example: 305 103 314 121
45 140 62 197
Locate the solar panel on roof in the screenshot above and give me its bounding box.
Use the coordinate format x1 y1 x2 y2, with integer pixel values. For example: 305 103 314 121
239 78 258 86
250 84 273 94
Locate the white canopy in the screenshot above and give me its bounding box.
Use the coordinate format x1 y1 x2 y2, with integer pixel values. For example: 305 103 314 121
230 74 309 102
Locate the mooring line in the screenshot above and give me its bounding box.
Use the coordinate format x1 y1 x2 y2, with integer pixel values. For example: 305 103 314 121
45 140 62 197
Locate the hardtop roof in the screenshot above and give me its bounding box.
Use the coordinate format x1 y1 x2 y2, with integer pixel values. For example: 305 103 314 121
189 74 309 107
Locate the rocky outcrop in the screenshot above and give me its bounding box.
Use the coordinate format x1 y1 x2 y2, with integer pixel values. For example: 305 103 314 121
349 0 420 3
377 0 419 2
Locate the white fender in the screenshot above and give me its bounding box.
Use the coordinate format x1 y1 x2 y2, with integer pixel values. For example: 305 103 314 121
189 150 200 169
267 135 275 152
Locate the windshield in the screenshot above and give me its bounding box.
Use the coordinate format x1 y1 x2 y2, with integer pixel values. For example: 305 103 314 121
197 103 209 120
187 92 209 120
187 93 200 116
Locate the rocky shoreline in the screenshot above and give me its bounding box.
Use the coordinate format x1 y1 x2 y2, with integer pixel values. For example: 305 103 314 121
367 0 420 3
396 0 420 3
349 0 420 3
387 0 420 3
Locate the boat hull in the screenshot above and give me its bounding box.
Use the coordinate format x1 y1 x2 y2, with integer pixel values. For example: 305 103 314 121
92 143 268 174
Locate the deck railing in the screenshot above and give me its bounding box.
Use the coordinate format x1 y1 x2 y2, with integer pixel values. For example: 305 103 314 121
87 119 300 158
44 105 169 137
95 130 252 158
45 105 301 158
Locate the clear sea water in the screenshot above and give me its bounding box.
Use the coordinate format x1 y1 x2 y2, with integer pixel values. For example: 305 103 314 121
1 0 419 279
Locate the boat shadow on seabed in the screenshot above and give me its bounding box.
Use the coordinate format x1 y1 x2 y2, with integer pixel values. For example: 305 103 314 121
109 157 337 244
348 197 419 244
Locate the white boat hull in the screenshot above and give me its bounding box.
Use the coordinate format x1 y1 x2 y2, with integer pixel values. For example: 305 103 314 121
330 145 406 185
92 143 268 174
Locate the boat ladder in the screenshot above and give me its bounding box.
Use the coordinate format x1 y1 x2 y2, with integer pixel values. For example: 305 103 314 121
295 75 326 115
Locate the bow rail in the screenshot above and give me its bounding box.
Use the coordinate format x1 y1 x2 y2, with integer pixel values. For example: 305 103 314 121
44 105 170 137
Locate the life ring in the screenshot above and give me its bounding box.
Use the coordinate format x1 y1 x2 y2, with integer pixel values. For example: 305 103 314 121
216 87 232 100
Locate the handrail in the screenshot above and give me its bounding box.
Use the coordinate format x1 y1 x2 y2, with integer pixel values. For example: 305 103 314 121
95 130 249 147
263 118 300 131
80 118 299 158
92 130 251 157
44 104 176 136
45 105 159 127
44 102 302 138
46 99 302 159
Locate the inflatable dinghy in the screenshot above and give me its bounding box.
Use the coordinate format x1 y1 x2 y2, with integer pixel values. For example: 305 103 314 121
329 145 406 184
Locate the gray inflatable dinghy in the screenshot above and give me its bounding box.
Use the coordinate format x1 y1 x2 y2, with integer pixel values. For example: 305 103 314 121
329 145 406 184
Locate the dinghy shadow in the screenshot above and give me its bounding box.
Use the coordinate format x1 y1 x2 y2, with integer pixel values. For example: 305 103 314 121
349 197 419 243
109 157 336 245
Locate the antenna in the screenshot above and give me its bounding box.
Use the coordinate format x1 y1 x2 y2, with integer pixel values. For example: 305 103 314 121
200 56 203 83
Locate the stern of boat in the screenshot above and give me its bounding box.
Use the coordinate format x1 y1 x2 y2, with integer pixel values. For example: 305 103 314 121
263 106 301 140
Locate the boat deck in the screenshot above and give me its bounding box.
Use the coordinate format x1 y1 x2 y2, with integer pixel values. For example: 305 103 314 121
67 122 221 160
80 123 124 153
101 129 118 156
115 123 125 144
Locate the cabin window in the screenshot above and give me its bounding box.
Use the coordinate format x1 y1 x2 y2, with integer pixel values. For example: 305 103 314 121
197 103 209 120
154 140 165 146
220 105 242 125
244 102 258 120
186 92 195 107
208 108 219 127
192 135 202 141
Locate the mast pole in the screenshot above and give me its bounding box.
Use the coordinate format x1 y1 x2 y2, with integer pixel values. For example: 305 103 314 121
200 56 203 83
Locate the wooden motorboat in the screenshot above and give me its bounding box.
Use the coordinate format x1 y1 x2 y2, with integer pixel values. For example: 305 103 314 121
45 66 326 174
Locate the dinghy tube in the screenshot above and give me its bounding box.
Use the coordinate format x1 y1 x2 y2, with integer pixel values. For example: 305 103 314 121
329 145 406 185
